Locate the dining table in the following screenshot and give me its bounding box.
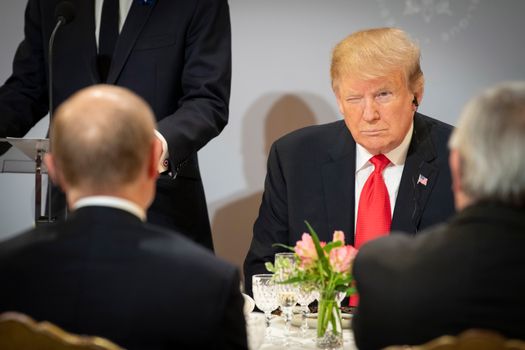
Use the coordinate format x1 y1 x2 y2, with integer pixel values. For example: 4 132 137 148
257 314 357 350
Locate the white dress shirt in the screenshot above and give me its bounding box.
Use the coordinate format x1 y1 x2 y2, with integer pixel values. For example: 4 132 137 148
94 0 133 47
354 122 414 226
73 195 146 222
94 0 169 173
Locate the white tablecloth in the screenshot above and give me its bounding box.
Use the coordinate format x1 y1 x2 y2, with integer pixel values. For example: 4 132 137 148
258 316 357 350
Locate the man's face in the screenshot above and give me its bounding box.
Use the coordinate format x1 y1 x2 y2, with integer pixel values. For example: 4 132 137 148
335 71 418 154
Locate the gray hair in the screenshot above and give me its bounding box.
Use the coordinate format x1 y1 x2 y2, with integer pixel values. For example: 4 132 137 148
449 81 525 205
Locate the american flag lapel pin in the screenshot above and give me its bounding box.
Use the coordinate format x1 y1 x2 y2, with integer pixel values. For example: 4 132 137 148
417 174 428 186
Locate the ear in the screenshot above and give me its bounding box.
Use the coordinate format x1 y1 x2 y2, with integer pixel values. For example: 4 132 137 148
44 153 57 183
44 153 68 192
449 149 466 210
413 87 424 108
449 150 461 191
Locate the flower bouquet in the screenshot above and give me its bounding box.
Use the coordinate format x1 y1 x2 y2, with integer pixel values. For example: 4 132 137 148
266 221 357 349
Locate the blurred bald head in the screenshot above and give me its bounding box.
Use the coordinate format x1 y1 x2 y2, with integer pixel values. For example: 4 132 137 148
47 85 159 206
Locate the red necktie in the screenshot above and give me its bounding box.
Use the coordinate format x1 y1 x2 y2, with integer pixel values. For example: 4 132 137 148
355 154 392 248
350 154 391 306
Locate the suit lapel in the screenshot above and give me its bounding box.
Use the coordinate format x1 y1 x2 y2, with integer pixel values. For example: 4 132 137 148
106 1 156 84
322 124 356 245
392 114 439 233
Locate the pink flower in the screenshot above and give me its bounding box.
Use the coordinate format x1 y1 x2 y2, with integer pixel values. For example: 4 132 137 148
332 230 345 244
329 245 357 273
295 233 324 269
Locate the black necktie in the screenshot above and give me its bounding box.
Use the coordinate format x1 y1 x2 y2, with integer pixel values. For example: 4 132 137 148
98 0 119 82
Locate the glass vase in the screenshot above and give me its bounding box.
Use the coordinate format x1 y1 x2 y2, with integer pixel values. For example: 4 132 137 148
316 291 343 349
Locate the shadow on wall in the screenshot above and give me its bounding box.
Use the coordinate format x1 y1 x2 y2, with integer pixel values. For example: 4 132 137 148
210 92 338 280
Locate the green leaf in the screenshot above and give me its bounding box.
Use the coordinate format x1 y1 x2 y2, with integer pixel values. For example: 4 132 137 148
271 243 295 251
305 220 330 272
338 275 353 285
265 262 275 273
324 240 343 253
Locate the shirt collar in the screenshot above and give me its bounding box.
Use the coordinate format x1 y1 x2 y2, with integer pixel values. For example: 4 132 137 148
356 121 414 171
73 196 146 222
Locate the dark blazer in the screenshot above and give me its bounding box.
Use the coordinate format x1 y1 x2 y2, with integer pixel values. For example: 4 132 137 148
0 0 232 250
0 206 247 350
243 113 455 295
352 201 525 349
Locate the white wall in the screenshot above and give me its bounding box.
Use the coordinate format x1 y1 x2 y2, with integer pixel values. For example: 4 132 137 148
0 0 50 240
1 0 525 270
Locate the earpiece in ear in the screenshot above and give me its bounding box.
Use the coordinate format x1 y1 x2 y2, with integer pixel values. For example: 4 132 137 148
412 96 419 107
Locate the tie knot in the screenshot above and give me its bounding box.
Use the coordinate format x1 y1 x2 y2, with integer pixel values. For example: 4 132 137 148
370 154 390 173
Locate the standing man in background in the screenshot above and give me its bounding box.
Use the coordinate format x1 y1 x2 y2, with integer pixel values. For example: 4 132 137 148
0 0 231 250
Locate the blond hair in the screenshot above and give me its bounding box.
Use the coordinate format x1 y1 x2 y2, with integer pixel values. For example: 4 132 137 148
50 85 156 191
331 27 424 93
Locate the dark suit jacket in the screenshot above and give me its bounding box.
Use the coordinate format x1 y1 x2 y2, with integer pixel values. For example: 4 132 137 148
352 201 525 349
0 206 247 350
0 0 232 250
243 113 455 295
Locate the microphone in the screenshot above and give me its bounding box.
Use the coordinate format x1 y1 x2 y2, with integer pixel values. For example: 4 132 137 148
45 1 75 224
54 1 75 25
49 1 75 116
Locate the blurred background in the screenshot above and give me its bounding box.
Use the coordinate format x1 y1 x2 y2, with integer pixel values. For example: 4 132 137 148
1 0 524 273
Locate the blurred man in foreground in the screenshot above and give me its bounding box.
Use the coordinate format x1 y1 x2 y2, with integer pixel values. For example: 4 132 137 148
244 27 455 296
352 81 525 349
0 85 247 350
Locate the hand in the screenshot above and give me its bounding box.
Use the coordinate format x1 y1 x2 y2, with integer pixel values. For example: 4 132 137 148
154 132 169 173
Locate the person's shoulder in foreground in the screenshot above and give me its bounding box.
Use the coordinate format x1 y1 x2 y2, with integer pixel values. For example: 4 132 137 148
0 217 248 350
133 222 249 350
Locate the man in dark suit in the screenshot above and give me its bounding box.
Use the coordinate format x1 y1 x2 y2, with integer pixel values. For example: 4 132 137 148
244 27 455 296
0 0 232 250
352 81 525 349
0 85 247 350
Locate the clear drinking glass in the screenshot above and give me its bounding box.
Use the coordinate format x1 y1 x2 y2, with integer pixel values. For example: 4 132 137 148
274 252 299 346
296 283 317 335
252 274 278 331
335 290 346 307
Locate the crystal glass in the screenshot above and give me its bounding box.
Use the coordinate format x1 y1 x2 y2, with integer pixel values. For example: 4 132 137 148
335 290 346 307
296 282 317 335
311 289 320 303
274 252 299 346
252 274 278 330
